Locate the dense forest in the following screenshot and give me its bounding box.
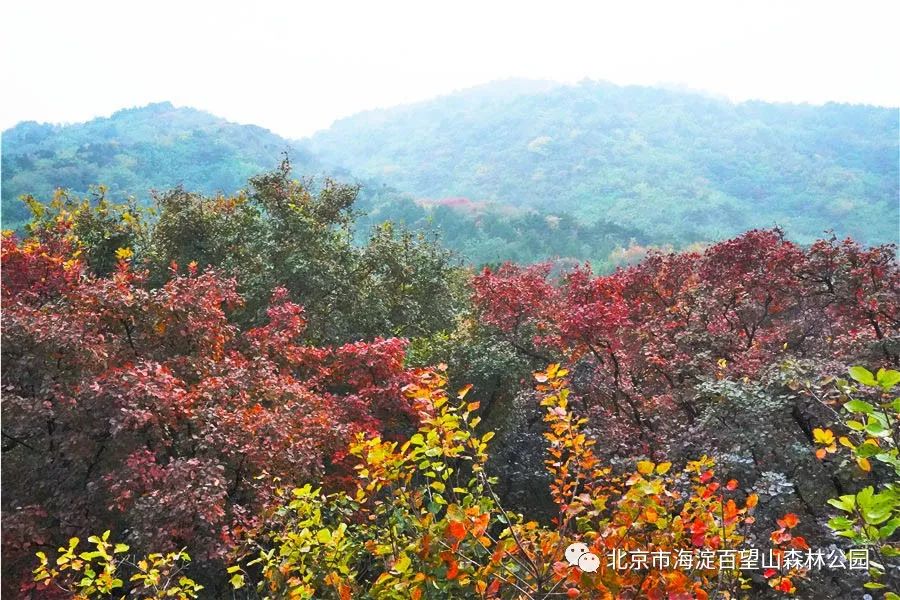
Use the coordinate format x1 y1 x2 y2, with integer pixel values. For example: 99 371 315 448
310 79 899 245
4 80 898 268
1 99 644 269
2 159 898 599
2 78 899 600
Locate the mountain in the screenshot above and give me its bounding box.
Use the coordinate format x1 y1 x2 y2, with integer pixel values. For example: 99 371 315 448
307 79 899 245
2 82 897 266
1 102 317 227
0 100 648 268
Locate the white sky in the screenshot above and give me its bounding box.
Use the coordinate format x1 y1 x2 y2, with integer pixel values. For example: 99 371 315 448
2 0 899 139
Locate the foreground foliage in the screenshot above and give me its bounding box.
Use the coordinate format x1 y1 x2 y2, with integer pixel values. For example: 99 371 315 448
3 171 898 598
31 365 803 599
2 220 421 593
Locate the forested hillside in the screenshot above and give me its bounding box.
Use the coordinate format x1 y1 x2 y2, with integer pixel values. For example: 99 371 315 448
3 89 898 597
3 167 898 598
309 79 899 245
5 81 897 268
1 101 646 268
1 102 319 227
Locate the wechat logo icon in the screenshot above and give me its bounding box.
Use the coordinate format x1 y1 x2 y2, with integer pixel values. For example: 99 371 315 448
565 542 600 573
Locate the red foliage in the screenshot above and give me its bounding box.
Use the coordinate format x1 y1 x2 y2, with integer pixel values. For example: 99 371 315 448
473 229 899 437
0 235 419 587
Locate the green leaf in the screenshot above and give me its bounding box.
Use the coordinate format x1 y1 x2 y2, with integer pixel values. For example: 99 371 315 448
844 399 875 414
876 368 900 389
827 494 856 512
856 486 875 508
316 529 332 544
827 516 854 530
846 420 865 431
865 421 888 437
849 366 877 387
856 443 881 458
879 518 900 538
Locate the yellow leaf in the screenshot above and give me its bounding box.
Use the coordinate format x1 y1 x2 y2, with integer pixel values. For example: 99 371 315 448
812 428 834 445
457 384 473 400
857 457 871 472
655 462 672 475
114 247 133 260
393 553 411 574
637 461 654 475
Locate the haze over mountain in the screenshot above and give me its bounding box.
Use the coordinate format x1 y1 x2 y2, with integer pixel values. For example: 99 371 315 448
308 79 899 245
1 102 318 225
2 79 898 267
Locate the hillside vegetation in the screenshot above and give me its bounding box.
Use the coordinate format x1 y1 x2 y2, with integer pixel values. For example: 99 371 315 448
4 81 897 268
3 169 898 598
1 102 318 227
309 79 899 245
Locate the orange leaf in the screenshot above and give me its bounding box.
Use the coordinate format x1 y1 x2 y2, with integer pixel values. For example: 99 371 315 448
779 513 799 529
777 578 795 593
447 521 466 540
723 499 738 524
446 559 459 580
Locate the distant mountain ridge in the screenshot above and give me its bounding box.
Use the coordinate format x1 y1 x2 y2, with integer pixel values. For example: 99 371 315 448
2 80 898 262
1 102 317 226
308 79 899 245
1 98 648 267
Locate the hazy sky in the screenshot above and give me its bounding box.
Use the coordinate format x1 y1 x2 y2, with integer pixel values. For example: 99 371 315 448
2 0 898 139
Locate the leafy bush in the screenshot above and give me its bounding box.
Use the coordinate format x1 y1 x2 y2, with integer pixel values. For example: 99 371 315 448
32 365 803 599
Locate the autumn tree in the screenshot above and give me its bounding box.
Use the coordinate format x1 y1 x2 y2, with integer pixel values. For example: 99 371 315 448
1 224 421 595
